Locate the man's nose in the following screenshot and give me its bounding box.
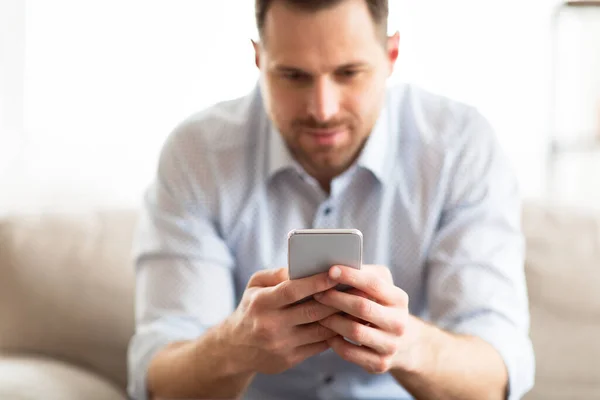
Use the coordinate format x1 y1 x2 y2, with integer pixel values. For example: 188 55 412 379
307 77 340 123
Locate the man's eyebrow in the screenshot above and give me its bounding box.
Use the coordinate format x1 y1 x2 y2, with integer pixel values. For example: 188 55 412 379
273 62 369 73
335 62 369 70
274 65 310 74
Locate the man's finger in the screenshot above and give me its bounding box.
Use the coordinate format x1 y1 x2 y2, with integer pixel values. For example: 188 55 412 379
345 288 372 300
315 289 407 334
329 265 407 307
319 314 395 355
248 267 289 288
327 336 387 374
291 322 338 347
269 272 338 307
284 299 339 325
292 341 331 364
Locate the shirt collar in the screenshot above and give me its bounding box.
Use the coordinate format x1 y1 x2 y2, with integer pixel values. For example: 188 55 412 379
356 102 392 185
268 122 299 179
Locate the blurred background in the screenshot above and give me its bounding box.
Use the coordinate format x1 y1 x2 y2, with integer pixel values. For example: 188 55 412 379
1 0 599 214
1 2 599 399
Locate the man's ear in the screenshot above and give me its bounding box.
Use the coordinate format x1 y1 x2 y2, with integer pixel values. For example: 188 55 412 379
251 39 261 69
386 31 400 76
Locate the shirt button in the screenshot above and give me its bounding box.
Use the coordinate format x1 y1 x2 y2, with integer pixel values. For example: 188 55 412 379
323 207 332 215
323 375 334 384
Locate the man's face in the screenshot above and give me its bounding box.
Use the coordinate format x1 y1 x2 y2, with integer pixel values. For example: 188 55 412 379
255 0 399 182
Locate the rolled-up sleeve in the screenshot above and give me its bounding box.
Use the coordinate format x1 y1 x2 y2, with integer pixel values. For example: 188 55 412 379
127 127 236 400
426 110 535 399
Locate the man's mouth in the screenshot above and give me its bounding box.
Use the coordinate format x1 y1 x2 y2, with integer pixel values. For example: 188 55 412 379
304 128 346 145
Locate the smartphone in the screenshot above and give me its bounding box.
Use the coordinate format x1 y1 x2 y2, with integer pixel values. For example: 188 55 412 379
288 228 363 291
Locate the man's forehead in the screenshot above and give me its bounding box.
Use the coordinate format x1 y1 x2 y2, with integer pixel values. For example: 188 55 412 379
261 1 382 69
261 0 381 50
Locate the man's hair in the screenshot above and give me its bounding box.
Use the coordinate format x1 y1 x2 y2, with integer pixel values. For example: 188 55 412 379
255 0 389 43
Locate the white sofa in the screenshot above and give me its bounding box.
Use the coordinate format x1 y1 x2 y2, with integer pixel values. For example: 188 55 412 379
0 202 599 399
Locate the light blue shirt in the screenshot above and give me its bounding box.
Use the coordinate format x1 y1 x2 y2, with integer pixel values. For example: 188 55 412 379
128 83 535 400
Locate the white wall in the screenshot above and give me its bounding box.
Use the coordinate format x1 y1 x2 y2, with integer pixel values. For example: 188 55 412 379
5 0 259 214
0 0 26 208
390 0 560 201
553 5 600 141
1 0 571 214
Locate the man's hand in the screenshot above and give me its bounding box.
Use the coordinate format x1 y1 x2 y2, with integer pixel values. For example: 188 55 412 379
314 265 510 400
222 267 340 375
313 264 420 374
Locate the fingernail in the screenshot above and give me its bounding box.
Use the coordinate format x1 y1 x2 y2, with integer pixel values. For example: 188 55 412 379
330 266 341 279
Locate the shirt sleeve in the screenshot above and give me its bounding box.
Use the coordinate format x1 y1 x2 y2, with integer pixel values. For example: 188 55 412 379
127 126 236 400
425 109 535 399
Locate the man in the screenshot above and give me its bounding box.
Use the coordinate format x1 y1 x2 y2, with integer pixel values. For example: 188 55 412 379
127 0 535 399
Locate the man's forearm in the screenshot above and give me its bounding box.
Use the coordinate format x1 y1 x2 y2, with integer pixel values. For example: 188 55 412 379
147 323 256 400
391 317 508 400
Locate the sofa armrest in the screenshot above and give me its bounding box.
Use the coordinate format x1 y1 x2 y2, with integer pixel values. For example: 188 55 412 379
0 354 127 400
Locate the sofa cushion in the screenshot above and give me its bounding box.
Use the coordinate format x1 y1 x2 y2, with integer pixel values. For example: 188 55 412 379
522 202 600 400
0 210 137 390
0 355 127 400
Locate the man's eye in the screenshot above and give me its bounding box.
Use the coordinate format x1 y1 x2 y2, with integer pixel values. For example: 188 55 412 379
337 69 359 78
283 71 310 82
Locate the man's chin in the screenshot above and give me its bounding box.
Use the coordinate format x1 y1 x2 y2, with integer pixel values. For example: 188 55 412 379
295 145 357 177
306 158 353 178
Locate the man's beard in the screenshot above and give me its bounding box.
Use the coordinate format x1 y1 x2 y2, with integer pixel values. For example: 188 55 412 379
287 123 368 179
291 116 351 132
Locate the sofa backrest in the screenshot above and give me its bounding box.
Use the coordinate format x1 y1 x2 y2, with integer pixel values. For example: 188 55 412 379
0 210 137 390
522 202 600 400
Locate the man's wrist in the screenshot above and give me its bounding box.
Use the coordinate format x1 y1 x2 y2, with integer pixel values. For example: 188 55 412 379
391 316 440 377
206 317 258 379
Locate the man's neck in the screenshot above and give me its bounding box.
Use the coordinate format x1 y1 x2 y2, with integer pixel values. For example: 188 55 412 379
317 179 331 195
